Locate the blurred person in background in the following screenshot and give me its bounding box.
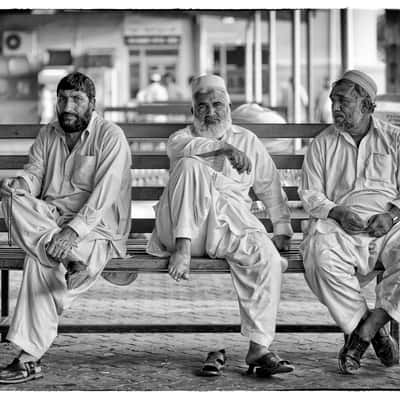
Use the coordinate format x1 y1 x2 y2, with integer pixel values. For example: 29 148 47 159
162 72 183 101
231 102 295 154
136 72 168 103
300 69 400 375
279 77 308 122
147 74 294 379
315 76 333 123
0 72 132 384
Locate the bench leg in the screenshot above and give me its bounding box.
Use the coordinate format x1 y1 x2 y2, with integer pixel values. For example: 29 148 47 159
1 269 9 342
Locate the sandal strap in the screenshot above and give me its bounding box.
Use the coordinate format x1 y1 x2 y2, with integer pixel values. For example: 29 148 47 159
256 352 289 368
204 349 226 366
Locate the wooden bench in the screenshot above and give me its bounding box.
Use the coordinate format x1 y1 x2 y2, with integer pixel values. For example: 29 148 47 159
0 122 398 345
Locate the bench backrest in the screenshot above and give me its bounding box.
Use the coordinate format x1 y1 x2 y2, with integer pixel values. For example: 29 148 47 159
0 123 328 236
103 104 288 122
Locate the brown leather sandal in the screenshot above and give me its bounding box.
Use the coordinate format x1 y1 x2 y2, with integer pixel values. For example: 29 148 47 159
201 349 226 377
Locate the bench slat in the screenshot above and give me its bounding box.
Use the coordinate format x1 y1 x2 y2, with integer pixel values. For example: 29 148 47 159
0 123 327 139
0 217 306 233
0 321 342 334
0 154 304 170
131 186 301 201
128 218 305 233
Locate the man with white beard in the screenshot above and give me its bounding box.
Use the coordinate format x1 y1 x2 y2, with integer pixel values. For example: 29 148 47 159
147 74 294 378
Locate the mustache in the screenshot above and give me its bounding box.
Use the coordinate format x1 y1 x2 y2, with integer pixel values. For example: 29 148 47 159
203 116 221 124
61 112 78 118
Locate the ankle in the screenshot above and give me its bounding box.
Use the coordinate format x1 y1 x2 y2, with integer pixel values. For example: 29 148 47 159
175 237 191 254
18 351 38 363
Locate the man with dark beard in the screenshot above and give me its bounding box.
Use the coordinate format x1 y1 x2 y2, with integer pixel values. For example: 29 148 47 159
300 70 400 374
147 74 294 378
0 72 131 384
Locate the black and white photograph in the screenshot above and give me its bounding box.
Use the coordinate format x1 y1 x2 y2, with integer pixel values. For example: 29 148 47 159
1 2 400 393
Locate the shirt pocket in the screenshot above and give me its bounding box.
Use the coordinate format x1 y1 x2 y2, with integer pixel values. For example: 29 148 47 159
365 153 392 184
71 155 96 190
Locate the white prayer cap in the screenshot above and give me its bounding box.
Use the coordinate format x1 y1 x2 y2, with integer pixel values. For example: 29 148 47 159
338 70 377 101
191 74 230 103
151 73 161 82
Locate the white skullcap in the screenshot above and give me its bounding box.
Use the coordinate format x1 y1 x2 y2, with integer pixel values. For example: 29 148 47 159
151 73 161 82
191 74 230 103
339 70 377 101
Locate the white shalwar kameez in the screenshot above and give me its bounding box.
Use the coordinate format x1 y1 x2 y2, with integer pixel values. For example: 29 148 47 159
299 117 400 334
147 124 293 347
2 112 132 359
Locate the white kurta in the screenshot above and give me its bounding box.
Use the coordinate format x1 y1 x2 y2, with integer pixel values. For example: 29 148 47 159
147 124 292 347
299 117 400 334
3 112 132 358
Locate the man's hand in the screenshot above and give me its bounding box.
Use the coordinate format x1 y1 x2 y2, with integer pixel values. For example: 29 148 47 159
223 143 252 174
0 178 29 200
328 205 366 235
272 234 291 251
366 213 393 238
46 226 79 261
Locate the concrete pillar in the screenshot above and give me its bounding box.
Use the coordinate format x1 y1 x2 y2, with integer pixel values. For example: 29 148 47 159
254 10 262 104
292 9 301 123
245 19 254 103
340 9 353 72
268 10 277 107
306 10 313 122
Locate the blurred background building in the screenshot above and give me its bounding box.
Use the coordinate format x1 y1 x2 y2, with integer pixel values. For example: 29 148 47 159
0 8 396 124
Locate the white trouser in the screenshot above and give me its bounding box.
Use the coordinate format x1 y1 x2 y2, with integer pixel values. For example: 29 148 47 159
151 157 286 348
2 193 113 359
301 218 400 334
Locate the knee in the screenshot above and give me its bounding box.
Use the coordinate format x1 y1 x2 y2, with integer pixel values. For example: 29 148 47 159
303 236 341 281
175 157 205 174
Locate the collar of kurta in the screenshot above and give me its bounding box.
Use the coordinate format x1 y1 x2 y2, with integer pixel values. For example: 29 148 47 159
51 110 97 142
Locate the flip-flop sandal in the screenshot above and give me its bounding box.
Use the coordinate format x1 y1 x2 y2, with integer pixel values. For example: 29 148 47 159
247 352 294 377
201 349 226 377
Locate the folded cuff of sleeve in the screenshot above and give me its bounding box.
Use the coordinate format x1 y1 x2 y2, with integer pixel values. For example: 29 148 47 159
16 173 37 196
389 200 400 212
67 217 91 238
317 202 337 219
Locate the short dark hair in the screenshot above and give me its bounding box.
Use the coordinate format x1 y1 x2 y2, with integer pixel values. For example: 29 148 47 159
57 72 96 101
331 78 376 113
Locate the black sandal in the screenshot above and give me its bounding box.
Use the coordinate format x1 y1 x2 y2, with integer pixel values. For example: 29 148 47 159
201 349 226 377
338 332 370 374
247 352 294 377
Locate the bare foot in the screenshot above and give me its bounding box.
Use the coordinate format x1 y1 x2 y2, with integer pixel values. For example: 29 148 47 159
168 237 191 282
245 341 269 365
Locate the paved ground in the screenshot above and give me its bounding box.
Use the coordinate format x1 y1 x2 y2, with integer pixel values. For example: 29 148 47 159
1 272 400 391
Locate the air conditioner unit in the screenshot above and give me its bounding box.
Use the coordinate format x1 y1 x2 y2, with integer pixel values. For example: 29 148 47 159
2 31 35 56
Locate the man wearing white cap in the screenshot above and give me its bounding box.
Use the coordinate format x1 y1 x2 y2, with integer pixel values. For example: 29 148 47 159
300 69 400 374
136 72 168 103
147 74 294 377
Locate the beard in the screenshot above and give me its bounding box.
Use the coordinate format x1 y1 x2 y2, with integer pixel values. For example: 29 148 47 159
58 107 93 133
193 114 232 139
333 113 355 131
